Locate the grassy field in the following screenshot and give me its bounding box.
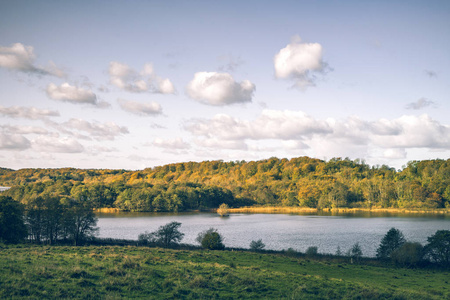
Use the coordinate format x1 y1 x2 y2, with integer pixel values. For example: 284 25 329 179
0 244 449 299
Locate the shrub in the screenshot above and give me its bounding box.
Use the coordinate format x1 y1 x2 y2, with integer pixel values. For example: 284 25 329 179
391 242 423 267
217 203 230 217
285 248 297 257
349 243 363 263
306 246 318 257
138 221 184 247
196 228 225 250
249 239 265 251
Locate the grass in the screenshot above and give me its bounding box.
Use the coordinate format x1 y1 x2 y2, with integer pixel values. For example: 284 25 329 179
1 244 449 299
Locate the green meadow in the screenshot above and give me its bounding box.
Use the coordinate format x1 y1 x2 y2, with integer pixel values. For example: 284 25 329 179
1 244 448 299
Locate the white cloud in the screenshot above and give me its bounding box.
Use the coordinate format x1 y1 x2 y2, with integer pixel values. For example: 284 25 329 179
153 137 190 149
282 140 309 150
186 72 255 106
62 119 129 141
32 136 84 153
46 82 100 105
1 125 48 135
371 114 450 149
0 133 31 150
383 148 407 159
405 97 435 110
274 35 328 89
185 110 450 159
156 78 176 94
108 61 175 94
0 105 60 120
118 98 162 116
184 110 331 140
0 43 64 77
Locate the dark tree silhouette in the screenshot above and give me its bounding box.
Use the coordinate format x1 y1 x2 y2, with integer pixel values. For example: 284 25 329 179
424 230 450 266
376 228 406 260
0 196 27 243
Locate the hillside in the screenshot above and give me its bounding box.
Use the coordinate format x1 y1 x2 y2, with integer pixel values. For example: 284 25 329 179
1 157 449 211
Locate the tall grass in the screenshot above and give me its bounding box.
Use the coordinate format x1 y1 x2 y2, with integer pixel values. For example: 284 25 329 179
228 206 450 214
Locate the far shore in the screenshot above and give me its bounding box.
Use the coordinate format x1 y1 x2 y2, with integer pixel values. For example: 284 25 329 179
95 206 450 215
228 206 450 214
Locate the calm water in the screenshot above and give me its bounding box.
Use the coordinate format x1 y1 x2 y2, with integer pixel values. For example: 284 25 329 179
96 212 450 257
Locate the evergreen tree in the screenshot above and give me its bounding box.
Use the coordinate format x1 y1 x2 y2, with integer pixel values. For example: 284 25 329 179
376 228 406 260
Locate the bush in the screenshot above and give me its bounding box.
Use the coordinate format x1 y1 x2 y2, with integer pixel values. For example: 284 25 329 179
138 221 184 247
306 246 318 257
196 228 225 250
391 242 423 267
249 239 265 251
376 228 406 260
349 243 363 263
217 203 229 217
285 248 297 257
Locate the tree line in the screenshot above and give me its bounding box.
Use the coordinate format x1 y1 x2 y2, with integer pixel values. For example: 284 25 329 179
0 195 97 245
1 157 449 212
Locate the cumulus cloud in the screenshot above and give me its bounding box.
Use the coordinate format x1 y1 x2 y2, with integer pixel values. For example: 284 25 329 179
184 110 331 140
32 136 84 153
153 137 190 149
186 72 255 106
405 97 435 110
62 119 129 141
0 105 60 120
118 98 162 116
0 43 64 77
185 110 450 158
371 114 450 149
46 82 103 106
108 61 175 94
274 35 328 89
0 133 31 150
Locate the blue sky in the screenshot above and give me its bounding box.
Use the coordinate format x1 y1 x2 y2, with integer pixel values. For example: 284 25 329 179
0 0 449 170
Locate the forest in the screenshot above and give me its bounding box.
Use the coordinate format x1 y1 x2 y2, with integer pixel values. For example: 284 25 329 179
0 156 449 212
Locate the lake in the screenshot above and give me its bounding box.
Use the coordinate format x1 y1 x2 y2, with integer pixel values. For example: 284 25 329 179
96 211 450 257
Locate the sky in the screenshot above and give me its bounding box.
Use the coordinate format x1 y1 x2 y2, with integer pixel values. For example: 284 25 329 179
0 0 449 171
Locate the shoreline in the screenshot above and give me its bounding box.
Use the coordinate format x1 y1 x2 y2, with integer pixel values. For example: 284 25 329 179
228 206 450 214
95 206 450 215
